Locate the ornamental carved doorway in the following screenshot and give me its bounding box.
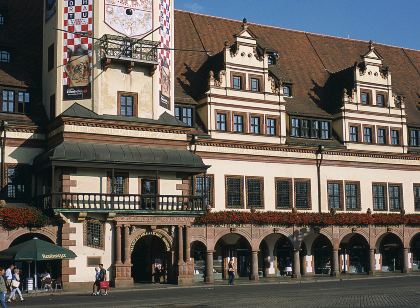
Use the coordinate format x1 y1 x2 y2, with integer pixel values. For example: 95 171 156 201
131 235 168 283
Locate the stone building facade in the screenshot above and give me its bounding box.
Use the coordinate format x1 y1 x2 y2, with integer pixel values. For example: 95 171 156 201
0 1 419 289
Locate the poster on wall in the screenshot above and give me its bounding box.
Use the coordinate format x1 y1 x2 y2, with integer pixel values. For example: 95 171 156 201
45 0 57 21
62 0 93 101
104 0 153 37
159 0 171 110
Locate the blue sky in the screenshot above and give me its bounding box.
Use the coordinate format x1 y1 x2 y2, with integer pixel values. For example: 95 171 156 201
175 0 420 50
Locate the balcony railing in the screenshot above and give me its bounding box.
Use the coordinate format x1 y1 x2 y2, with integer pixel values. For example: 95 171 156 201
37 193 205 214
100 34 159 69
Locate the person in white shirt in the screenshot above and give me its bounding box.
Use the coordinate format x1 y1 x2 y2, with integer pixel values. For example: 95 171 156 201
4 265 14 292
7 268 24 303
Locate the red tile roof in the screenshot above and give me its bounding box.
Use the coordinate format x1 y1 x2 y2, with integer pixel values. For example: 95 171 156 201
174 10 420 126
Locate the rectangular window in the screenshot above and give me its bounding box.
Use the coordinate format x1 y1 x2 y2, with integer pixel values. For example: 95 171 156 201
291 118 300 137
0 13 4 25
328 182 342 210
310 120 319 139
232 76 242 90
377 128 386 145
226 176 243 208
389 184 402 211
246 177 264 209
283 85 291 97
320 121 330 139
391 130 400 145
410 129 420 147
266 118 276 136
300 119 309 138
175 105 193 127
0 51 10 63
17 91 29 114
376 94 385 107
233 114 244 133
364 127 373 143
414 185 420 211
108 173 128 195
361 92 369 105
295 180 311 209
118 93 137 117
250 78 260 92
275 179 292 209
2 90 14 113
6 166 27 200
195 175 214 207
345 182 360 210
250 116 260 134
372 183 387 210
86 220 103 249
216 113 227 131
48 44 54 71
349 126 359 142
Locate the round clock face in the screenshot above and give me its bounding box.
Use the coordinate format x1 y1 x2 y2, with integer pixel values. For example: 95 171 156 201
105 0 153 37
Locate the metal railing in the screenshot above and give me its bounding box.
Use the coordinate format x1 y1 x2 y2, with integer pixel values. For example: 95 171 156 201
36 193 205 213
100 34 159 65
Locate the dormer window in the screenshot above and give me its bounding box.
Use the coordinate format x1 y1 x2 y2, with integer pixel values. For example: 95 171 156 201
0 51 10 63
268 54 275 65
0 13 4 25
232 75 242 90
250 77 260 92
376 94 385 107
361 92 369 105
283 85 292 97
290 117 331 140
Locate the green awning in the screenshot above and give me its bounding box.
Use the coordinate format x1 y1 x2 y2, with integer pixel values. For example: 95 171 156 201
0 238 77 261
34 141 208 174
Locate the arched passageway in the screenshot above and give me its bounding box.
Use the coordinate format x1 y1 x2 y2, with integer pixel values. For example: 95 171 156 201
312 234 333 275
214 234 251 279
379 233 403 272
340 234 369 274
131 235 169 283
411 233 420 271
274 236 294 276
190 241 206 280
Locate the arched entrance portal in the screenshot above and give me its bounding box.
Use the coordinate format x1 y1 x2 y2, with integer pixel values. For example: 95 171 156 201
131 235 168 283
214 234 251 280
411 233 420 271
191 241 206 280
340 234 369 274
312 234 333 275
274 236 293 276
379 233 403 272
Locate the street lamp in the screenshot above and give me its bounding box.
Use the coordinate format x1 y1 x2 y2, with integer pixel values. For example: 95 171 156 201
315 145 325 213
0 120 8 199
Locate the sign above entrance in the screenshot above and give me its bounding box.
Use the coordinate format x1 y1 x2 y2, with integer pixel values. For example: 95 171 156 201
104 0 153 37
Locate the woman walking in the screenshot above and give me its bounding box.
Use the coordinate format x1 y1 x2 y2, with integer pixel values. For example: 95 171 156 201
7 268 23 303
228 259 235 285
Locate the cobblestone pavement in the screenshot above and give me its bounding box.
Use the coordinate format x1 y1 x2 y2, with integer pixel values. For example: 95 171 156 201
13 275 420 308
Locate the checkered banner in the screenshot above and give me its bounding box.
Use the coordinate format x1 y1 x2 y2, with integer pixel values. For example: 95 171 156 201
159 0 171 109
63 0 93 101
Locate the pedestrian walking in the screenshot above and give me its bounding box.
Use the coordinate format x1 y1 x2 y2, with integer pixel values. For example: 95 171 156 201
93 264 107 296
92 267 100 295
7 268 23 303
0 267 8 308
228 259 235 285
285 257 292 276
4 265 13 293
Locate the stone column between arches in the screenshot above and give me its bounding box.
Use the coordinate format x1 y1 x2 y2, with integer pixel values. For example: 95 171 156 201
114 224 133 288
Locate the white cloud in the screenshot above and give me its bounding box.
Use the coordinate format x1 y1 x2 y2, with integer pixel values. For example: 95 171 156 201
183 2 205 13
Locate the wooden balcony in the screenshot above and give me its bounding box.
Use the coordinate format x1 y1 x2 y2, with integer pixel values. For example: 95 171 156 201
37 193 206 215
100 34 159 72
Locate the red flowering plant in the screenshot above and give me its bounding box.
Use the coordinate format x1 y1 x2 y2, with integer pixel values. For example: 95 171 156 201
0 207 53 231
195 211 420 227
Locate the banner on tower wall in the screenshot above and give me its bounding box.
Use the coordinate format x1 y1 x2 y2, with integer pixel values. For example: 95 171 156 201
104 0 153 37
159 0 171 110
63 0 93 101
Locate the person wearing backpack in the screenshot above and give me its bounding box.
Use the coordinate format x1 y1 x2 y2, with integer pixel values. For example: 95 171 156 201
7 268 23 303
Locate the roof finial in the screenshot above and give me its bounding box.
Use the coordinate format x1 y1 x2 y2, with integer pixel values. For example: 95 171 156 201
369 40 374 51
242 18 248 30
